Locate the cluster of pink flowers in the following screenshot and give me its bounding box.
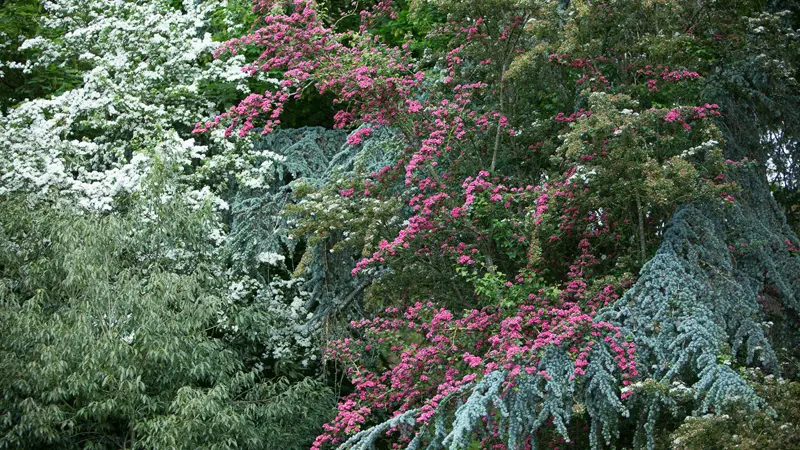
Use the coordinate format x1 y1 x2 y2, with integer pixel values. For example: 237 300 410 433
664 109 682 123
554 108 593 123
663 103 721 131
316 263 637 448
353 169 544 275
691 103 721 119
548 53 612 89
194 0 424 137
636 65 701 91
346 127 373 145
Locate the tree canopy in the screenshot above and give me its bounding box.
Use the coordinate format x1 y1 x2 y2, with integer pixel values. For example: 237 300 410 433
1 0 799 449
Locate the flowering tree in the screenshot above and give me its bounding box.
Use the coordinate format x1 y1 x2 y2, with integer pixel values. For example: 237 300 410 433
0 0 798 448
0 1 336 448
0 0 260 211
198 0 800 448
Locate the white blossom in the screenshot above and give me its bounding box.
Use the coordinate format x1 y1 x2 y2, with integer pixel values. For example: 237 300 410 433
0 0 253 216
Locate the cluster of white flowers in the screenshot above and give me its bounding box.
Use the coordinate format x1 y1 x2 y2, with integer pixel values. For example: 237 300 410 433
256 251 286 265
1 0 329 369
0 0 258 212
223 276 319 365
567 164 597 184
260 278 317 364
679 139 719 159
667 380 695 400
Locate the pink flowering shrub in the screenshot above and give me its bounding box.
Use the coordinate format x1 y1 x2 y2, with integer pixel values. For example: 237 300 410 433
192 0 795 448
314 274 636 449
192 0 423 137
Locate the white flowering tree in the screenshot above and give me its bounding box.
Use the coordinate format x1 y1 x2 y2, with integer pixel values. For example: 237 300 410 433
0 0 320 359
0 0 277 211
0 1 335 448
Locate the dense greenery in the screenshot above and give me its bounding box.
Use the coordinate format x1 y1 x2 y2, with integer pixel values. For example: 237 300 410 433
0 0 798 448
0 169 335 449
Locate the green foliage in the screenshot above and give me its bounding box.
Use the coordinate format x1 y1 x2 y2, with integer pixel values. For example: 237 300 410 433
671 370 800 450
0 0 81 109
2 0 800 449
0 179 334 449
543 92 730 273
378 1 448 54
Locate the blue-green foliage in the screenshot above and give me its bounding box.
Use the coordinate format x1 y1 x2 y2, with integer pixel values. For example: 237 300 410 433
337 408 420 450
227 125 400 275
600 167 800 448
227 126 401 324
299 136 403 325
443 371 508 449
327 126 403 179
583 344 626 449
227 127 347 279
